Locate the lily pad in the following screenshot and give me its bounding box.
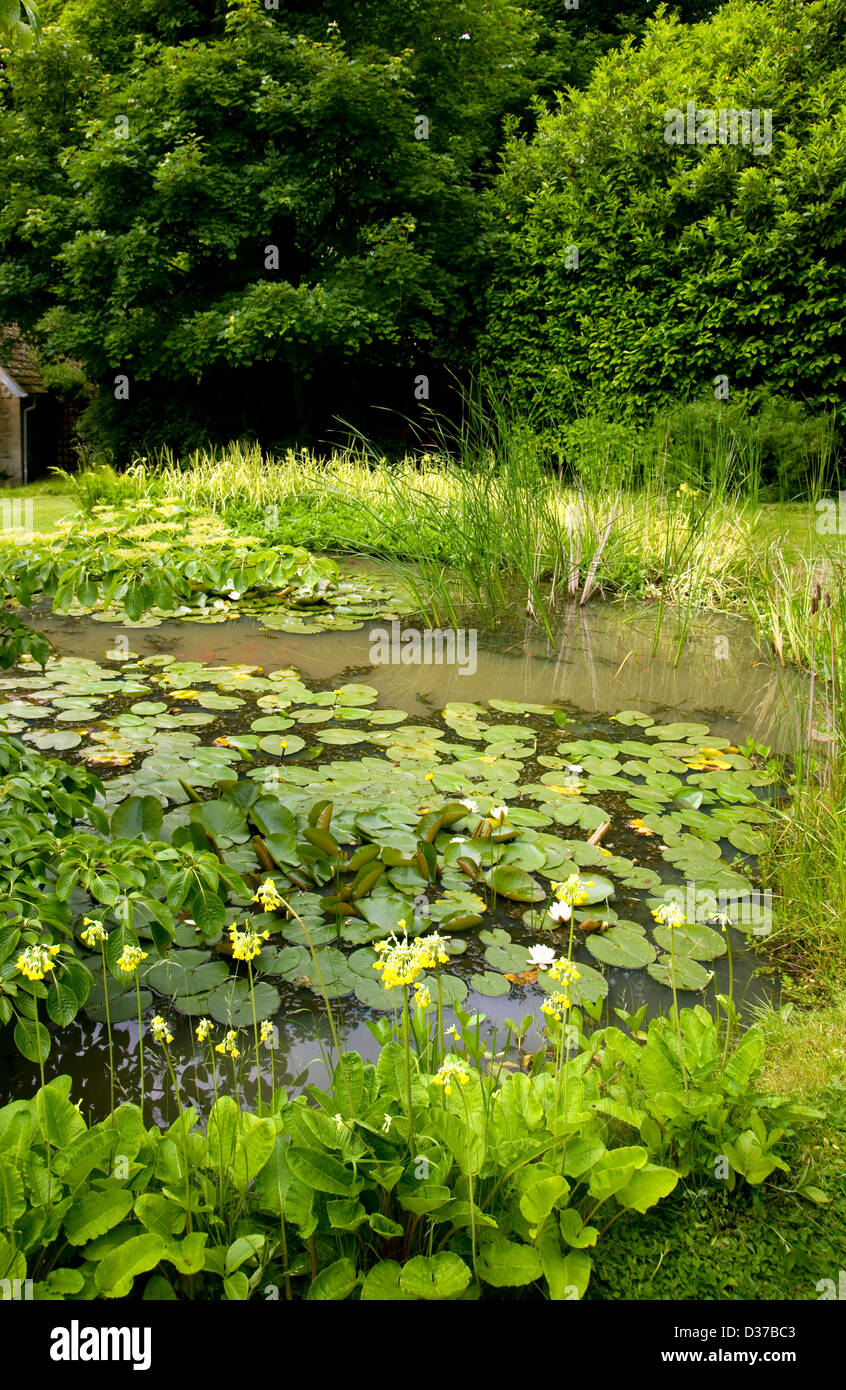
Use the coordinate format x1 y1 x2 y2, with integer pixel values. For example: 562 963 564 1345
586 928 656 969
207 978 281 1026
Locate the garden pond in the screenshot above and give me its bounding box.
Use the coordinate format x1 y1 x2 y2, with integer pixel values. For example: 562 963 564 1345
0 586 802 1126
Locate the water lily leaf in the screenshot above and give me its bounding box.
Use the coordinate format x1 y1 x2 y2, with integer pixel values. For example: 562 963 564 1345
652 925 727 960
647 956 713 991
644 722 710 740
586 928 656 969
358 889 414 936
727 826 768 854
672 789 704 810
538 961 608 1004
207 979 280 1026
24 729 81 751
332 684 379 706
353 975 394 1010
85 986 154 1023
488 700 556 715
611 710 654 727
256 945 311 979
484 939 534 973
191 801 248 845
147 951 229 996
258 734 306 757
483 866 545 902
469 971 511 998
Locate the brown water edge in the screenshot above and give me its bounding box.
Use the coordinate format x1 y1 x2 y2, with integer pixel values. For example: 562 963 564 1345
29 589 804 750
2 592 796 1123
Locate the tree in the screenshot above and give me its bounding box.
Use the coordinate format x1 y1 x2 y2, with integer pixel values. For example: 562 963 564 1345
0 0 535 453
482 0 846 422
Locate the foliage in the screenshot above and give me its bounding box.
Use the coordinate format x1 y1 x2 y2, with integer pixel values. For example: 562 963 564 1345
0 0 40 50
591 1082 846 1299
0 998 811 1301
594 1004 821 1192
0 0 535 453
58 436 845 672
0 499 340 637
483 0 846 420
0 732 245 1055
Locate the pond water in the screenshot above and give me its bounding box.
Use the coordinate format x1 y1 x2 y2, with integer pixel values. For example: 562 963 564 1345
1 590 803 1127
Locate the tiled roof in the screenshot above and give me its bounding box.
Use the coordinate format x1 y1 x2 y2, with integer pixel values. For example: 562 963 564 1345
0 326 46 394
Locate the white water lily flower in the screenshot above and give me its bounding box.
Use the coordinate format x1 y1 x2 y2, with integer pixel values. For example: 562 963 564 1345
226 589 241 601
212 599 227 610
548 900 572 923
488 804 509 824
527 944 556 969
450 836 468 845
565 764 584 774
459 798 478 813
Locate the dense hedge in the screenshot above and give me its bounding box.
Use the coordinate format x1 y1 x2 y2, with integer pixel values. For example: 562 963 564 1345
482 0 846 422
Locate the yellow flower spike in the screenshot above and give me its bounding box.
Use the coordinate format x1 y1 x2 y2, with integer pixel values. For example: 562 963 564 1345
150 1015 173 1046
413 982 432 1011
16 944 61 982
117 945 148 974
432 1055 470 1091
252 879 283 912
652 902 686 929
195 1017 213 1043
215 1029 240 1058
229 922 269 962
81 919 108 948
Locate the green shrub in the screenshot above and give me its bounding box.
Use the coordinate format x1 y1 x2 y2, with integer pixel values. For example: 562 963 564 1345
483 0 846 421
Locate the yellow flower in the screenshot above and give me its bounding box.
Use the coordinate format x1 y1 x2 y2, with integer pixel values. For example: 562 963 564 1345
551 875 593 907
542 991 574 1022
260 1020 275 1046
548 959 580 988
229 922 269 962
652 902 685 929
117 945 148 974
414 933 449 969
81 919 108 948
252 879 283 912
424 772 434 782
195 1017 213 1042
151 1015 173 1046
372 929 424 990
171 689 200 699
413 982 432 1011
216 1029 240 1058
432 1055 470 1095
16 943 61 982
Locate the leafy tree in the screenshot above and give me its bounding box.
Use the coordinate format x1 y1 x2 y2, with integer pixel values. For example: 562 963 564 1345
482 0 846 421
0 0 535 453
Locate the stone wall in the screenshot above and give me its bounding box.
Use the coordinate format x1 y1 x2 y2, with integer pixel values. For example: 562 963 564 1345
0 385 22 486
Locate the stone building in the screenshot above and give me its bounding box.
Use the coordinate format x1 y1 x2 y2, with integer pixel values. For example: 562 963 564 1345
0 329 80 486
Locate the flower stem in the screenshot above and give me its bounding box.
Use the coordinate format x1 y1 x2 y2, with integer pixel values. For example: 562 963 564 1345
669 938 689 1102
135 975 146 1115
248 961 262 1114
